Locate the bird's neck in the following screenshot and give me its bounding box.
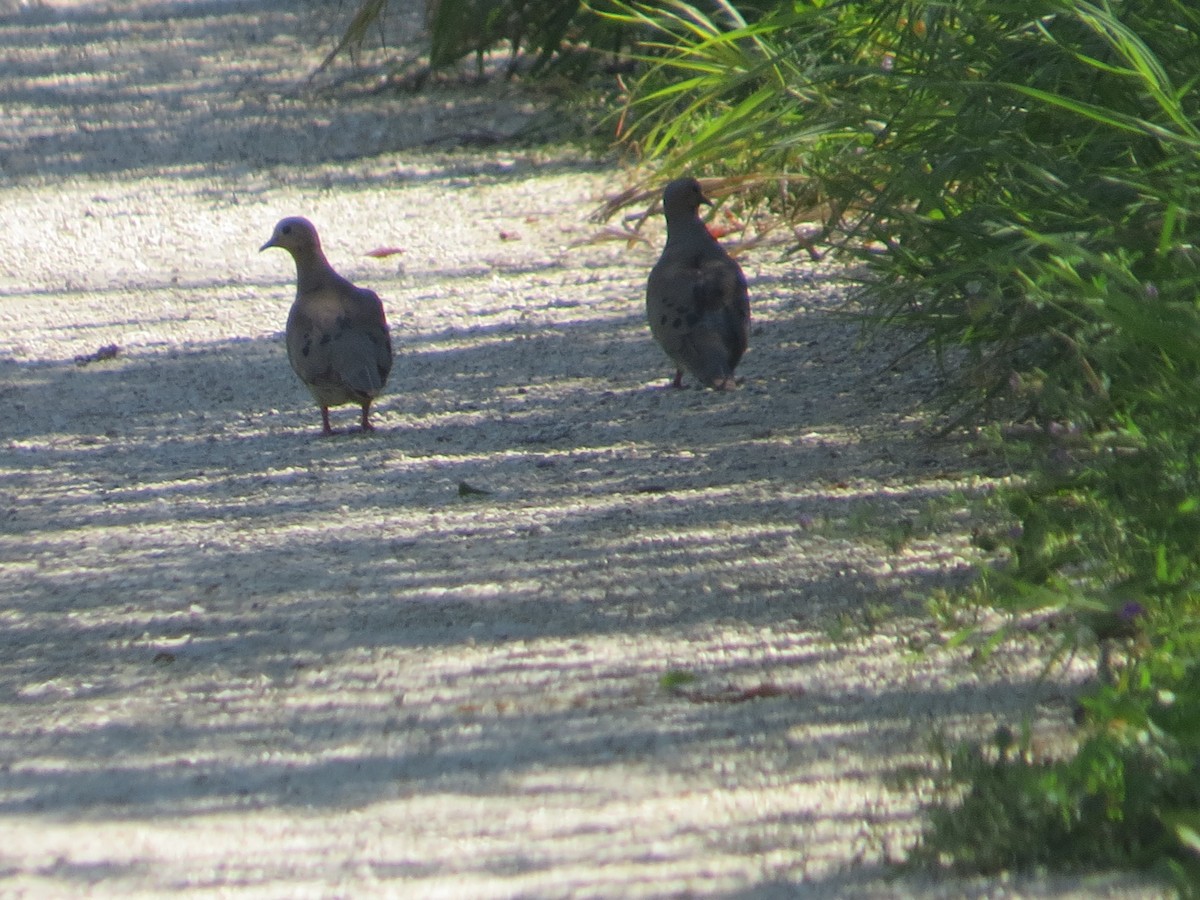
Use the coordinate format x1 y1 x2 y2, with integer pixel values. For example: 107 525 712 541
291 248 337 293
665 215 714 249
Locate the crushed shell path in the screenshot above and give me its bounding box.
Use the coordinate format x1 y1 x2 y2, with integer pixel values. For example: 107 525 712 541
0 1 1161 897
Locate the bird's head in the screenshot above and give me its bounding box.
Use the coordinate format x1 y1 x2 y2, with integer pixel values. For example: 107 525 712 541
661 177 711 221
260 216 321 255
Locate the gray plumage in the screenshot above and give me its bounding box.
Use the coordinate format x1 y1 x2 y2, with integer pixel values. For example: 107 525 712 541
260 216 393 435
646 177 749 390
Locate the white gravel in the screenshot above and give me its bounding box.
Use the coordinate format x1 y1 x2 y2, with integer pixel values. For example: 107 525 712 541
0 1 1168 897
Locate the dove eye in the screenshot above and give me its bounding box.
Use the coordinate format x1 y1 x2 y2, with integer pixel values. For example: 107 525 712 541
281 225 292 235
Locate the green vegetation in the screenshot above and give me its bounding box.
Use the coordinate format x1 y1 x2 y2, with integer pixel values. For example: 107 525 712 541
322 0 1200 887
908 720 1200 883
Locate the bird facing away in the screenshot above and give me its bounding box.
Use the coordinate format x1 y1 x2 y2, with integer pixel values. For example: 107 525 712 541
646 177 750 390
260 217 393 435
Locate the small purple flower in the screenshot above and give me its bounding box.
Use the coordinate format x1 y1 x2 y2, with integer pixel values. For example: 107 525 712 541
1119 601 1145 622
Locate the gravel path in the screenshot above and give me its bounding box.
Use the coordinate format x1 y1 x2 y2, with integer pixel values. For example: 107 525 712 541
0 2 1165 897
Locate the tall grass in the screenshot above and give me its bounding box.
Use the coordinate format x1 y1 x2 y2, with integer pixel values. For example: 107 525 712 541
594 0 862 218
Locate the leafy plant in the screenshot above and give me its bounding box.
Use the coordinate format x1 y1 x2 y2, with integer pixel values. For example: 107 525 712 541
913 644 1200 891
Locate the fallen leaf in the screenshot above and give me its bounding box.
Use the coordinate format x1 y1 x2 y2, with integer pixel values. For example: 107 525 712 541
707 210 745 240
364 246 405 258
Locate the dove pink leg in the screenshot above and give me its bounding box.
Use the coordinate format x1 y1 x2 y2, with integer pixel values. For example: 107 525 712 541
671 369 685 389
320 406 334 436
360 402 375 432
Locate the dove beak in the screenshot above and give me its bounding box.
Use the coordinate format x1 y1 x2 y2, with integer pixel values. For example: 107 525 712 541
259 237 276 252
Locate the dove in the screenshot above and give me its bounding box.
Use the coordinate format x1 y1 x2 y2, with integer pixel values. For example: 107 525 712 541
260 217 393 435
646 177 749 390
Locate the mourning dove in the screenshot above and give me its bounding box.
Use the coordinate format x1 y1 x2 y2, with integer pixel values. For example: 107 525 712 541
646 177 749 390
260 217 393 435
